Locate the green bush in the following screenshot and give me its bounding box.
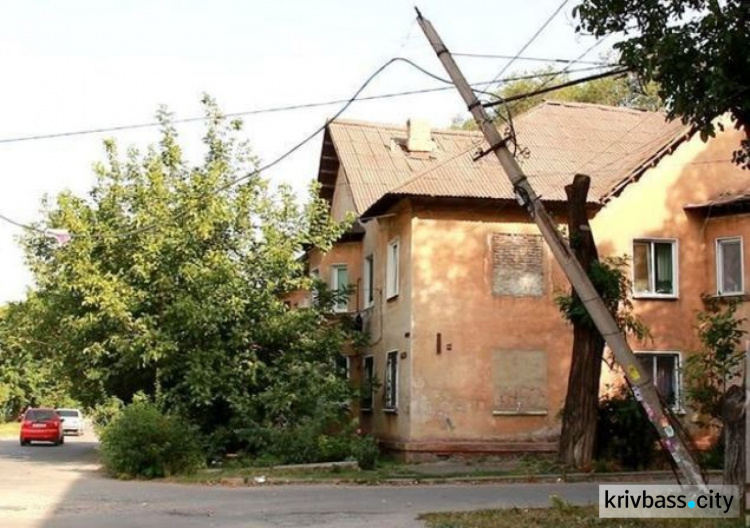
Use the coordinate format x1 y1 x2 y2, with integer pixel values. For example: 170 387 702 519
352 435 379 470
99 400 203 478
596 387 660 470
90 396 124 433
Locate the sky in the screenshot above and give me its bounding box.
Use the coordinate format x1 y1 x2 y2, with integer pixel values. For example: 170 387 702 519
0 0 611 303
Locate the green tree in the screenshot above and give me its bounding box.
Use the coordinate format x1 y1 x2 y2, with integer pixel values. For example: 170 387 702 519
684 296 746 423
684 296 746 487
574 0 750 168
12 96 359 455
0 300 73 418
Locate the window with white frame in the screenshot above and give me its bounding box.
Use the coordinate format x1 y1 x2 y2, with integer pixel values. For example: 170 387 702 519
384 351 398 411
717 237 744 296
633 239 678 297
363 254 374 308
361 356 374 411
386 239 399 299
331 264 349 312
636 352 681 409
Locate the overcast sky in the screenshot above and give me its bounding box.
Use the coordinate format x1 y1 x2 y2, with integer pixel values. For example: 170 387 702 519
0 0 610 303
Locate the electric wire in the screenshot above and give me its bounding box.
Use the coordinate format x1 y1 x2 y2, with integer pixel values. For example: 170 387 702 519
453 52 611 66
0 66 611 146
1 57 416 238
1 59 612 237
487 0 570 89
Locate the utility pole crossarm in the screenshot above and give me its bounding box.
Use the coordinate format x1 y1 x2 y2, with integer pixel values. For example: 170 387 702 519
415 9 705 486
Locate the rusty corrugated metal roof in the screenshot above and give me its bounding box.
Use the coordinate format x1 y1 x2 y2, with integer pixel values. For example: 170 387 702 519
684 189 750 209
324 100 690 216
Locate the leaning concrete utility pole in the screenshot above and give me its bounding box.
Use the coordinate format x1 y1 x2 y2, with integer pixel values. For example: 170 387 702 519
415 9 706 486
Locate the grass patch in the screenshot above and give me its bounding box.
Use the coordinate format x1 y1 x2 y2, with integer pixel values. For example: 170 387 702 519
0 421 20 438
172 461 428 484
420 505 743 528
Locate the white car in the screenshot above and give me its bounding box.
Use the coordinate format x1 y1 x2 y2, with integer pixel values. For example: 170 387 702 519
56 408 85 436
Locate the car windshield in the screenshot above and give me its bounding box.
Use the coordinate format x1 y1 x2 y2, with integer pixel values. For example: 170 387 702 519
25 409 57 421
56 410 79 418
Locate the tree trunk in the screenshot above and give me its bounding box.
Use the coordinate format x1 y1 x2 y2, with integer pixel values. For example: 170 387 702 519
721 384 745 490
558 174 606 470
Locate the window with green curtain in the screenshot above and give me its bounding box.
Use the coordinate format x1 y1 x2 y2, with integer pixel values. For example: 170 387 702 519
653 242 673 294
632 239 676 296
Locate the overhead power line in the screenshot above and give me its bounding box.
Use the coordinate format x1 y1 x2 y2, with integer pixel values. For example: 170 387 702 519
453 52 611 66
488 0 570 88
483 67 630 108
0 65 610 146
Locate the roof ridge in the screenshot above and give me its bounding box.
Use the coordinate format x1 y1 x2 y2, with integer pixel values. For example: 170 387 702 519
538 99 667 116
329 118 484 138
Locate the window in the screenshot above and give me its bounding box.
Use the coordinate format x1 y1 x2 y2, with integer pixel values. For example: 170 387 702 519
384 351 398 411
717 237 743 296
363 254 374 308
310 268 320 305
335 354 351 380
361 356 374 411
331 264 349 312
633 239 677 297
636 352 681 409
386 239 399 299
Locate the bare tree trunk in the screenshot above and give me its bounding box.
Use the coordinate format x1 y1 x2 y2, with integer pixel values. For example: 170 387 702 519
558 174 606 470
721 384 744 504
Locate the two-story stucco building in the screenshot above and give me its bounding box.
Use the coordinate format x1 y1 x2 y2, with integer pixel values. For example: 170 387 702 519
296 100 749 459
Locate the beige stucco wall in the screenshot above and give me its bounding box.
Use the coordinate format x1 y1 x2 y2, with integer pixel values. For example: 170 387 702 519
358 201 414 444
300 122 748 453
703 215 750 331
592 123 749 355
408 204 571 445
330 166 356 223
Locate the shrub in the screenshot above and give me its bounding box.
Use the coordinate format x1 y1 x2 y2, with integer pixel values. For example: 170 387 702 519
596 387 660 470
352 435 379 470
99 400 203 478
90 396 124 433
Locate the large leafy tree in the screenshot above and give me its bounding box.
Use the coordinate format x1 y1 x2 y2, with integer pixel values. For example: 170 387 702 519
0 300 74 417
12 97 356 449
574 0 750 167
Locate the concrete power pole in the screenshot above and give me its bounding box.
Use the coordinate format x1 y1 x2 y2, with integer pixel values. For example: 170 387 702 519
415 9 706 486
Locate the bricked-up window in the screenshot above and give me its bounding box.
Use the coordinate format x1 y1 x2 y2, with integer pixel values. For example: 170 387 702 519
717 237 743 296
386 239 399 299
491 233 545 297
361 356 374 411
384 351 398 411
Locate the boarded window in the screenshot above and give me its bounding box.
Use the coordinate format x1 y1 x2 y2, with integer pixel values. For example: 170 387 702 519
491 233 544 297
492 350 547 413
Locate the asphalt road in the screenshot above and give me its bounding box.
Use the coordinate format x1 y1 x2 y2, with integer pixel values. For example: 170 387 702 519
0 433 601 528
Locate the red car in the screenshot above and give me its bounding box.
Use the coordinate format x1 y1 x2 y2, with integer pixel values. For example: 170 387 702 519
20 408 65 446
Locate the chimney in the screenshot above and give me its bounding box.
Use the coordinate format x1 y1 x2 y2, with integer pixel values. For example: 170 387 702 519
406 118 434 153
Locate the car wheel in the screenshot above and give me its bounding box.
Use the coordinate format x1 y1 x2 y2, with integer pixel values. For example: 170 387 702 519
20 439 27 446
59 435 65 445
